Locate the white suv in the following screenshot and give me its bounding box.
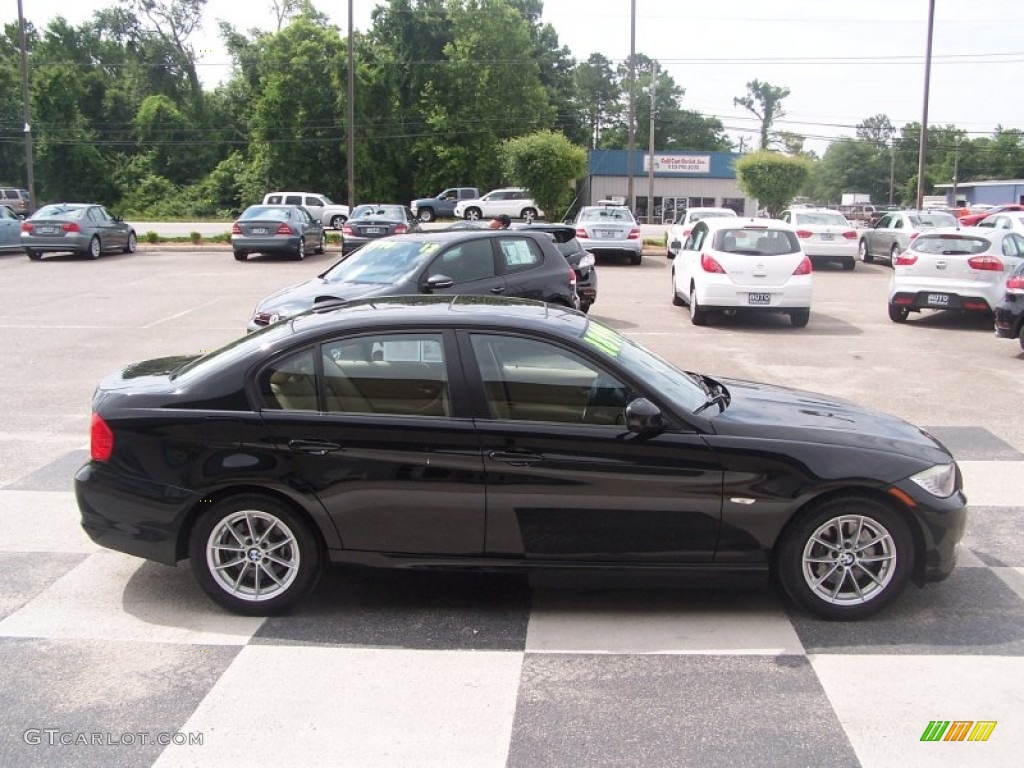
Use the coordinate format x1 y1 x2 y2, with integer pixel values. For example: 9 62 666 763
262 192 350 229
669 217 813 327
453 188 544 222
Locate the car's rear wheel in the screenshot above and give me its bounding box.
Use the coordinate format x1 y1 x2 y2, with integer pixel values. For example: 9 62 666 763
316 232 326 254
630 251 642 266
789 308 810 327
87 236 101 259
418 208 435 223
330 215 346 229
522 207 538 223
888 303 909 323
464 207 482 221
26 249 41 261
842 258 855 271
1019 325 1024 352
890 244 901 264
776 495 913 620
689 285 708 326
189 494 322 616
859 240 873 263
233 251 247 261
124 232 137 254
295 237 306 260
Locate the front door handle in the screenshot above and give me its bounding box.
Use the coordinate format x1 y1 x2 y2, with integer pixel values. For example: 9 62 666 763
287 439 343 455
487 450 543 466
490 286 506 294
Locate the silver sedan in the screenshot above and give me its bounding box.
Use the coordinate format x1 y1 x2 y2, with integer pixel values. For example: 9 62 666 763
858 210 957 265
231 205 327 261
21 203 137 260
572 205 643 265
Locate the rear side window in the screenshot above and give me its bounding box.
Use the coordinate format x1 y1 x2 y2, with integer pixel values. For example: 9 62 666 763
265 195 284 205
499 238 544 272
258 349 318 411
284 195 302 206
911 235 989 255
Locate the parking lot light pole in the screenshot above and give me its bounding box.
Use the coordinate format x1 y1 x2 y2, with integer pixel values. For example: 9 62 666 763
17 0 36 214
915 0 936 210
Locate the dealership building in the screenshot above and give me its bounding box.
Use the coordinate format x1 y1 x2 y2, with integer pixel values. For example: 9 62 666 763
580 149 756 223
934 179 1024 208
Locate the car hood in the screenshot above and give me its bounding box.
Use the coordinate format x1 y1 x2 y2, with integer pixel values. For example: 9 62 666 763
257 277 401 316
706 377 951 462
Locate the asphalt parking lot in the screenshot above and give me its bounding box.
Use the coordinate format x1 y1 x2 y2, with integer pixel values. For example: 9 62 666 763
1 244 1022 767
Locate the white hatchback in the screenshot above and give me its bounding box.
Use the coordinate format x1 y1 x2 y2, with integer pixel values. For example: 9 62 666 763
669 218 813 327
887 227 1024 323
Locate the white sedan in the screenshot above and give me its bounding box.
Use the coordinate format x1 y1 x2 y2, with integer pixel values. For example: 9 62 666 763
669 218 813 327
780 208 859 270
572 205 642 265
977 210 1024 234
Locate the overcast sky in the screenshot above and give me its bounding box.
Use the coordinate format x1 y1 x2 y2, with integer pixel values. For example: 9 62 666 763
20 0 1024 154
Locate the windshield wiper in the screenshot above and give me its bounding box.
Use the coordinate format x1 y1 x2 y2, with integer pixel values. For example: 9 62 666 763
692 375 730 415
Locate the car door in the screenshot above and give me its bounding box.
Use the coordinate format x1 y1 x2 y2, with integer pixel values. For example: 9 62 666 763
676 221 709 296
866 214 893 255
421 238 507 297
494 235 554 302
462 332 722 563
0 206 19 248
254 334 486 555
92 206 126 250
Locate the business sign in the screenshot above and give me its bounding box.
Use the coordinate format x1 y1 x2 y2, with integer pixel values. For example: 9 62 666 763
644 154 711 174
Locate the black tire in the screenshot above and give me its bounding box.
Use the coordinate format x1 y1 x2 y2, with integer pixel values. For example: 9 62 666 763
26 249 41 261
888 303 909 323
522 207 538 222
630 251 642 266
464 207 482 221
842 257 855 271
124 232 137 254
295 237 306 260
316 232 326 254
330 214 346 229
233 250 247 261
689 285 708 326
890 244 901 264
418 208 435 223
1019 325 1024 352
789 308 810 327
859 239 873 264
188 494 322 616
87 236 101 259
671 271 685 306
580 301 592 315
776 495 914 620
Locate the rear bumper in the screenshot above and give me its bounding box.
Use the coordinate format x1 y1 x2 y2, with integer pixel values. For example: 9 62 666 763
231 235 301 253
21 234 90 252
889 290 995 313
697 279 812 310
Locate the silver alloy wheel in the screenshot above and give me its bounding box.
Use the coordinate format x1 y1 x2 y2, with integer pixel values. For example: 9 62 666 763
205 509 301 602
89 236 101 259
801 514 896 605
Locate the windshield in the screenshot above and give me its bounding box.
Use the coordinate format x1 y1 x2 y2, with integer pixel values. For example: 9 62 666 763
580 208 635 223
715 228 800 255
794 212 848 226
322 239 433 284
34 204 86 219
579 319 707 412
911 235 990 255
351 205 404 220
241 206 292 221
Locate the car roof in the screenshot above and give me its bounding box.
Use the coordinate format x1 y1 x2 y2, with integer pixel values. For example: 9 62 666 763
686 207 736 215
698 217 792 231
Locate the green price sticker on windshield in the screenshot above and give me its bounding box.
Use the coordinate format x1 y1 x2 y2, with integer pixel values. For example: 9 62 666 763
582 322 623 357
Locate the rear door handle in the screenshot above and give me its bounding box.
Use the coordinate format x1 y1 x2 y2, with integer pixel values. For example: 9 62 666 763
487 450 543 466
287 439 343 455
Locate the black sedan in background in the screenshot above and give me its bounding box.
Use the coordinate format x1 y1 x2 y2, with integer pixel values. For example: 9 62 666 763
994 260 1024 351
247 229 579 331
76 296 966 619
231 205 327 261
341 204 420 253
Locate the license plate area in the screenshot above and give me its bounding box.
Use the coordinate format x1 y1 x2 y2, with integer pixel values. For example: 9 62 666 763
251 227 268 235
365 227 382 234
597 229 617 238
926 293 950 307
37 226 59 235
748 293 771 305
819 233 834 241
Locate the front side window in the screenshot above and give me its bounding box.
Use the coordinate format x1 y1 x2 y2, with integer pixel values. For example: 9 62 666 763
470 334 631 425
684 223 708 251
322 334 448 417
306 197 324 207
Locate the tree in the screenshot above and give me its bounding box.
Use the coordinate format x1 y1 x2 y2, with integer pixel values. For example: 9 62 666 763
735 151 810 217
573 53 619 148
501 130 586 222
856 114 895 147
733 80 790 151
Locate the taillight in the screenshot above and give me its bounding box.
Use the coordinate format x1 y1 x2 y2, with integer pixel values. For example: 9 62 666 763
792 256 812 275
842 230 858 240
568 265 577 289
20 221 32 232
894 252 917 266
90 413 114 462
794 230 813 239
627 227 640 240
700 253 725 273
275 223 293 235
394 223 408 234
1007 275 1024 292
231 222 242 234
575 227 588 238
342 225 354 236
968 255 1003 271
62 222 80 232
909 232 920 240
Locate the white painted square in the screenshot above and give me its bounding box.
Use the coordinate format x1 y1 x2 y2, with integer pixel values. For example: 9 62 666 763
812 654 1024 768
0 551 262 645
958 461 1024 507
0 490 101 554
153 646 523 768
993 567 1024 601
525 589 805 655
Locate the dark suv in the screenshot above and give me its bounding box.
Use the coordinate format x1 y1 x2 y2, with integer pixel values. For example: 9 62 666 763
249 229 580 331
512 223 598 313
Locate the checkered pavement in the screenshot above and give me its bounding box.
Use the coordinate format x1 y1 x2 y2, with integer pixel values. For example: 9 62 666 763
1 426 1022 768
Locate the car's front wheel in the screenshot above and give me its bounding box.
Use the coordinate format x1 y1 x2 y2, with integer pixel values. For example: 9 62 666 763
418 208 435 223
189 494 322 616
522 207 538 222
776 495 913 620
316 232 326 254
124 232 137 254
671 271 685 306
859 240 873 263
87 236 101 259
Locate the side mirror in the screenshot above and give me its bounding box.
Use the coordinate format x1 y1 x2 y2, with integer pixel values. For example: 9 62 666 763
666 251 676 260
625 398 665 435
424 274 454 292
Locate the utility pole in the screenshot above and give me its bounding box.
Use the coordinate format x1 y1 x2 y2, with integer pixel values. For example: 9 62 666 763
346 0 355 209
647 60 657 224
626 0 636 217
889 141 896 205
17 0 35 214
951 135 961 208
915 0 936 210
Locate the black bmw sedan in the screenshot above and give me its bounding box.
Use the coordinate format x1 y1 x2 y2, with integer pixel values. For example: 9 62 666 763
76 296 967 620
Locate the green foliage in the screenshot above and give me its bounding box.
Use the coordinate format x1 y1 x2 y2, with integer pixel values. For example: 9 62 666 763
734 80 790 151
145 231 160 244
501 131 587 221
190 231 202 244
735 151 811 217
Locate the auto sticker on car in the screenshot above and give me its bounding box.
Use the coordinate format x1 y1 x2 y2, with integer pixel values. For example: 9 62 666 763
748 293 771 305
582 322 624 357
927 293 950 306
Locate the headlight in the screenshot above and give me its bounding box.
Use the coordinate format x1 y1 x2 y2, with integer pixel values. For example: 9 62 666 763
578 253 596 269
909 463 958 498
